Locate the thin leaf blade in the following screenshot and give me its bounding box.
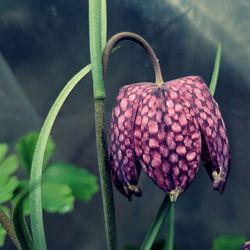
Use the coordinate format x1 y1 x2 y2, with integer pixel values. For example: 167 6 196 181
13 192 35 250
29 64 91 250
209 43 222 96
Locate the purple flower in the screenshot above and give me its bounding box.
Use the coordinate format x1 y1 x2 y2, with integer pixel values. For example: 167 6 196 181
242 241 250 250
109 76 230 201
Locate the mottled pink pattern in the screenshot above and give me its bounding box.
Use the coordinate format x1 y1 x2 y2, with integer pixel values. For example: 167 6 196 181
242 241 250 250
134 86 201 194
109 76 230 200
170 76 230 192
109 83 152 198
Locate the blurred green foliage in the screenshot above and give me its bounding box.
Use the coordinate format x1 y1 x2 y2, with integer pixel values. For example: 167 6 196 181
0 131 99 247
212 235 246 250
124 235 247 250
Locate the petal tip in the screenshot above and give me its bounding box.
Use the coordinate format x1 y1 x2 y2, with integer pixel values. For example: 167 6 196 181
128 184 143 197
212 169 229 193
169 187 182 202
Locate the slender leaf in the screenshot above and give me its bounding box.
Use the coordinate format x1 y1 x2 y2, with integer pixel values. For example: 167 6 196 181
29 64 91 250
43 162 99 201
209 43 222 96
140 196 171 250
13 192 35 250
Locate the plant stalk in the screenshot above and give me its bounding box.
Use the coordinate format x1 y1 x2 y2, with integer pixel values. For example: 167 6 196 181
94 99 117 250
164 203 175 250
89 0 117 249
140 195 171 250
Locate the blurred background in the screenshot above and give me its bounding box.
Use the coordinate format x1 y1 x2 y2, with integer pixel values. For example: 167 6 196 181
0 0 250 249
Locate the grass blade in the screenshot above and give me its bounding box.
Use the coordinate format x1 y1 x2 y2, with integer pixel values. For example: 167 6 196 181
209 43 222 96
29 64 91 250
13 192 35 250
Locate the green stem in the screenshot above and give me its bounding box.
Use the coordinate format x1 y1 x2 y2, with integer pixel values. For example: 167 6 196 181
94 99 117 250
89 0 106 99
140 195 171 250
101 0 107 51
164 204 175 250
29 65 91 250
89 1 117 250
0 208 21 250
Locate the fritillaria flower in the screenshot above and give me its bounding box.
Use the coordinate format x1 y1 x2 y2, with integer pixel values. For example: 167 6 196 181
109 76 230 202
242 241 250 250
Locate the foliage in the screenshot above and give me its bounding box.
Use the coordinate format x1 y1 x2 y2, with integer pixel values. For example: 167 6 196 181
0 131 98 247
16 132 55 174
212 235 246 250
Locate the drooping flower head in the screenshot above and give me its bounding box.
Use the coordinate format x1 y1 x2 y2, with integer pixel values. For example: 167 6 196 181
109 76 230 201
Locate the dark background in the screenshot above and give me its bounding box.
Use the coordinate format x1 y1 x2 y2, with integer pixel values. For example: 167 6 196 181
1 0 250 249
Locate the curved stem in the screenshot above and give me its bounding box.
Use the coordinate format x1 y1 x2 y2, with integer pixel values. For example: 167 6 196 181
0 209 21 250
103 32 164 85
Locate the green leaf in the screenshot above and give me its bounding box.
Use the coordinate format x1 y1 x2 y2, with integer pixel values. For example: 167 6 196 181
209 43 222 96
42 183 75 213
0 150 19 204
0 155 18 176
43 162 99 201
13 180 74 215
0 206 10 247
0 175 20 203
212 235 246 250
0 144 8 164
16 132 56 174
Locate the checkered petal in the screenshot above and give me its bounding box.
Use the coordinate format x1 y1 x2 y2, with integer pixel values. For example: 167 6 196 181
170 76 230 193
109 83 152 199
134 83 202 201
